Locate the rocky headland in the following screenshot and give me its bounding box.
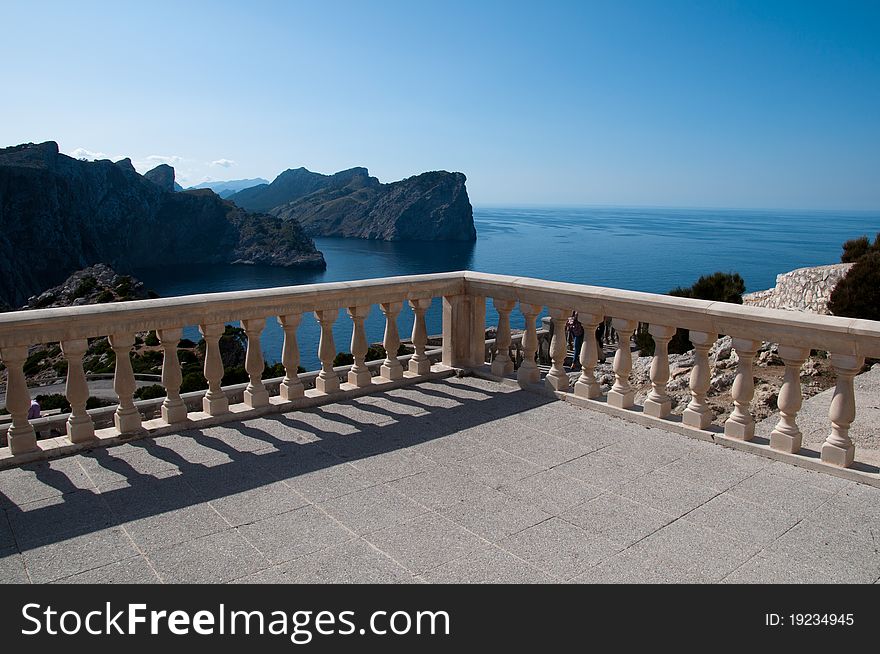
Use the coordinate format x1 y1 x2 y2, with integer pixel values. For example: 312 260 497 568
0 142 326 307
228 166 476 241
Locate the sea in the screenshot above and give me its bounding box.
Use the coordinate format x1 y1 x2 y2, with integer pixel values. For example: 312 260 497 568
132 207 880 371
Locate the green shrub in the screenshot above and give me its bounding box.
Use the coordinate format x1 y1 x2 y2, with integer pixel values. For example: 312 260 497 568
634 323 655 357
333 352 354 367
95 290 115 303
180 372 208 393
134 384 166 400
34 393 71 412
130 350 163 374
666 271 745 353
144 331 160 347
52 359 68 376
114 276 133 298
178 338 197 348
840 233 880 263
72 276 98 299
222 366 249 385
86 396 115 410
263 362 285 378
828 251 880 321
23 350 50 375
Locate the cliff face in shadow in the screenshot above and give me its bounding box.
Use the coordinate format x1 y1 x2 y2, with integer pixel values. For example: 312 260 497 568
229 166 476 241
0 142 325 306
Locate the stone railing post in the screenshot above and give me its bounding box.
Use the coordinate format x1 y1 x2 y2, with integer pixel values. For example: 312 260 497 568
61 339 95 442
607 318 637 408
242 318 269 408
199 322 229 415
379 302 404 381
643 324 676 418
278 313 304 401
347 305 372 387
157 328 187 424
491 299 516 377
517 303 542 386
0 346 38 454
821 353 863 467
682 331 717 429
315 309 340 394
723 338 760 440
409 298 433 375
545 308 571 392
574 312 603 399
441 294 486 369
769 345 809 453
109 332 141 434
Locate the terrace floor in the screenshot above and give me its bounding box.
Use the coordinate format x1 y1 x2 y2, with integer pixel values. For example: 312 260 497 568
1 376 879 584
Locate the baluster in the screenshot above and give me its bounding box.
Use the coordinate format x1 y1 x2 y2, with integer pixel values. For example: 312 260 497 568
682 331 716 428
409 298 432 375
821 353 863 467
574 312 603 399
379 302 404 381
723 338 760 440
643 324 676 418
109 333 141 434
517 303 541 386
199 323 229 415
491 299 516 377
0 346 38 454
242 318 269 407
347 305 372 387
545 308 570 392
315 309 340 394
61 339 95 441
278 313 304 400
157 328 187 424
769 345 809 453
607 318 637 408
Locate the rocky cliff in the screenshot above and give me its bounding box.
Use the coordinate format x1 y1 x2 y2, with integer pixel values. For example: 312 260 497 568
742 263 853 314
0 142 326 306
229 166 477 241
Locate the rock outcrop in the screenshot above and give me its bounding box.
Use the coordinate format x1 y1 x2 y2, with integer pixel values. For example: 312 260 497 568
229 166 477 241
143 163 176 192
25 264 149 309
742 263 852 314
0 142 326 306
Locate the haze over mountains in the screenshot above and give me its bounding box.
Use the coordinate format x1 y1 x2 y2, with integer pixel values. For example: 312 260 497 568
228 167 476 241
188 178 270 198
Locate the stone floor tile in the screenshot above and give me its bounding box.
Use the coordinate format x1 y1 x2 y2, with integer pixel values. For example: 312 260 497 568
616 469 719 518
319 484 428 535
423 544 554 584
684 493 800 545
453 449 545 488
440 493 552 541
148 529 270 583
237 505 353 564
562 492 676 546
21 527 140 584
554 451 653 491
500 469 604 515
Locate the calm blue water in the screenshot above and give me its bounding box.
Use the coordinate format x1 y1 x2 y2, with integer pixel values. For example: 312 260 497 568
132 207 879 370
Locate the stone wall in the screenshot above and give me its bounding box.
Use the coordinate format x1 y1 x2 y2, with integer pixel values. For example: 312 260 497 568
742 263 852 315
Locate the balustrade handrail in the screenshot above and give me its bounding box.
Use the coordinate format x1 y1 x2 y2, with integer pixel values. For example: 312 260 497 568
463 271 880 357
0 272 465 346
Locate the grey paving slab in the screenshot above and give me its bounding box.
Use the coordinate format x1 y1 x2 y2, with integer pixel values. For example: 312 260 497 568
562 492 676 547
721 552 843 584
440 493 552 541
726 469 836 518
554 451 653 491
0 547 29 583
148 529 270 583
453 449 545 489
630 520 762 583
0 457 95 507
423 544 555 584
499 517 622 580
683 493 800 546
52 556 161 584
388 466 504 511
3 376 880 584
236 539 416 584
319 484 428 535
237 505 354 565
7 489 114 548
499 469 604 515
21 527 140 584
363 513 487 575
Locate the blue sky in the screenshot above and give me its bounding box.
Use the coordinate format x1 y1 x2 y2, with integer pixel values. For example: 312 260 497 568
1 0 878 208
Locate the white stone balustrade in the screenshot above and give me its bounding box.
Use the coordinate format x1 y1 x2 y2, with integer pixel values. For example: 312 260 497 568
2 271 880 479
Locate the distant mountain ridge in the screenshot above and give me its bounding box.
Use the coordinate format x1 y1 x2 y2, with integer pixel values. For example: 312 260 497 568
0 142 325 306
228 166 476 241
188 178 270 198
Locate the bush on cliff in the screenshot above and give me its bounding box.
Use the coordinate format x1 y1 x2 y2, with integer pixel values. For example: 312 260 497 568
840 233 880 263
828 251 880 321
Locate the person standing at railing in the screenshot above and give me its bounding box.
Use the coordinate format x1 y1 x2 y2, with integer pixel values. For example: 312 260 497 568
566 311 585 372
27 398 41 420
